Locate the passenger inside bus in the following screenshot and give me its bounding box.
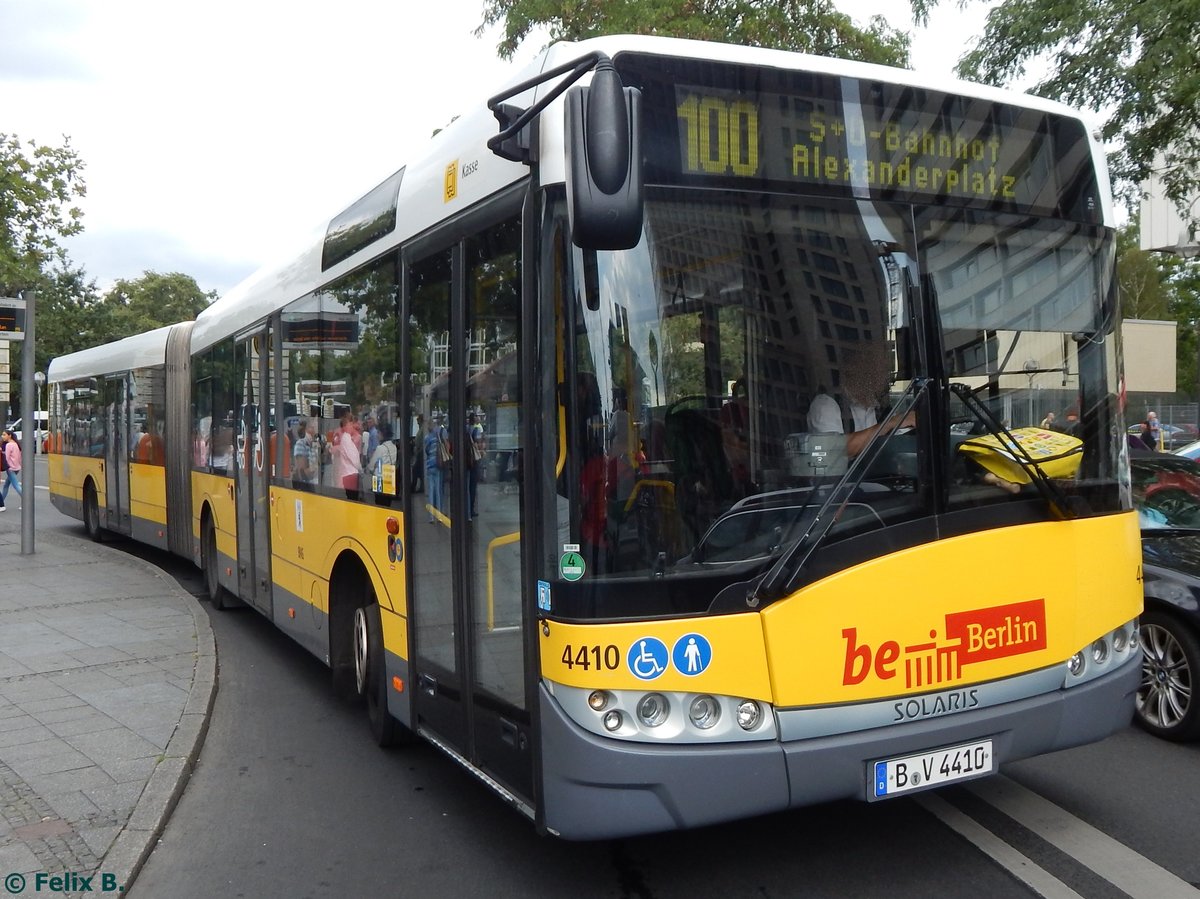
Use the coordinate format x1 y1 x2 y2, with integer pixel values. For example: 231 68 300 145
135 423 165 465
211 427 234 473
719 377 751 495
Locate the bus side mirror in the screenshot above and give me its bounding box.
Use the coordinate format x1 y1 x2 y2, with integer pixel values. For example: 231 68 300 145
565 60 643 250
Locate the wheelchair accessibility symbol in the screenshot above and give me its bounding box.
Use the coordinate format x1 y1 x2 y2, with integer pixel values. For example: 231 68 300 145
627 637 669 680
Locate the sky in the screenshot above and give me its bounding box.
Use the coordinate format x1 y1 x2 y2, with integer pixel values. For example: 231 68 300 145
2 0 992 299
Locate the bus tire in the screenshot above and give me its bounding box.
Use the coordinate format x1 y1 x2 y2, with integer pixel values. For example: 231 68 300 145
202 516 233 611
354 602 403 747
83 482 103 542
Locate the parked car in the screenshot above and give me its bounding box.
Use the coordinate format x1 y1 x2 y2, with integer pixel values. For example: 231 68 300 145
1131 450 1200 741
1174 439 1200 461
1128 421 1197 450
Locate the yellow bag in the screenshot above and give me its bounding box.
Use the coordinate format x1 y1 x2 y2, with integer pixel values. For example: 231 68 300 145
957 427 1083 484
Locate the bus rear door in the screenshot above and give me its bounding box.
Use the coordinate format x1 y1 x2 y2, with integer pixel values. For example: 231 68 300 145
103 375 130 533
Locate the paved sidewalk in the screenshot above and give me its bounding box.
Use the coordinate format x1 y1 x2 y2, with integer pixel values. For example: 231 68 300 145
0 509 215 897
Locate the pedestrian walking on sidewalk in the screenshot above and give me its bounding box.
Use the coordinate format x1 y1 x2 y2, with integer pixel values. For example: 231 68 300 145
0 430 8 510
1 429 22 510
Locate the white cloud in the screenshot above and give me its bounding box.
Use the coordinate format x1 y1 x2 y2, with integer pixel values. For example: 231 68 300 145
4 0 536 295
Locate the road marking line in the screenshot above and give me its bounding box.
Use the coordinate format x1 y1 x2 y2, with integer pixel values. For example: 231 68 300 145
967 776 1199 899
915 792 1084 899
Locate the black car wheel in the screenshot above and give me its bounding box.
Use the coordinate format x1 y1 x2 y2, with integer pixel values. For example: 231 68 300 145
1136 609 1200 741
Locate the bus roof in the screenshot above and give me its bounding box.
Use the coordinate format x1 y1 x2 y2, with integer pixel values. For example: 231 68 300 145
190 34 1109 355
48 324 176 383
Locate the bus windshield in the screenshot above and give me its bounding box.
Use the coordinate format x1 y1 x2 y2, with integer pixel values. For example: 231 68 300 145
551 189 1121 618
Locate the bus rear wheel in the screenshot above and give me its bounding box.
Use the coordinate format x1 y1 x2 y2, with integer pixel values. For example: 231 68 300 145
202 517 232 611
83 482 103 542
353 602 401 747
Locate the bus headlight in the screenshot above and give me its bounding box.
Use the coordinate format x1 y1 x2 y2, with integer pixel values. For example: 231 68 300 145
1091 638 1109 665
736 699 762 731
547 682 777 743
636 693 670 728
1068 652 1086 677
688 695 720 729
1111 627 1128 653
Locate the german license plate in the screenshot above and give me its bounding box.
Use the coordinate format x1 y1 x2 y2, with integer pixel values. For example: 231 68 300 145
871 739 994 799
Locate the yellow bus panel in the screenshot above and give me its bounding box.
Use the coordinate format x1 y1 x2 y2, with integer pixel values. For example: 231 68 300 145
271 486 408 618
48 454 104 505
128 462 167 525
190 470 236 561
762 511 1142 707
541 613 772 700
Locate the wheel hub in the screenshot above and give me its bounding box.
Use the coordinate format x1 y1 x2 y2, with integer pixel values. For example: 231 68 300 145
353 608 369 696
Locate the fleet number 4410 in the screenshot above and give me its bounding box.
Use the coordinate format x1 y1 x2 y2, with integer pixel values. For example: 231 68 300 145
560 644 620 671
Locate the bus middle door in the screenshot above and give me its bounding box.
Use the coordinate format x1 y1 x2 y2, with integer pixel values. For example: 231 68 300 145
234 334 272 615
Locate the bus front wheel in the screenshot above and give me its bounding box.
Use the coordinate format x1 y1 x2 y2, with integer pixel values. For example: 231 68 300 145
353 602 402 747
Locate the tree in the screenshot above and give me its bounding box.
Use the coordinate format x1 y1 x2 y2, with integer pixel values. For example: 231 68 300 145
25 265 104 376
911 0 1200 215
1164 256 1200 400
0 134 86 295
478 0 911 66
98 271 216 343
1116 220 1170 321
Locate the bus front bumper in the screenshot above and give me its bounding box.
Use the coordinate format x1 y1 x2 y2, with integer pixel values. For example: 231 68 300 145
537 652 1137 840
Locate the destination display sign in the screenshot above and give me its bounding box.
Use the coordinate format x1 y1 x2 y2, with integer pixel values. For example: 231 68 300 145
619 55 1100 222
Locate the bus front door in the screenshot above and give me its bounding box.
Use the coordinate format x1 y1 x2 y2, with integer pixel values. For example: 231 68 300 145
406 216 533 808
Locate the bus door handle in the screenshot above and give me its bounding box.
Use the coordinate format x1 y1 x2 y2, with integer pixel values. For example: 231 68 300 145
500 718 524 750
419 673 438 697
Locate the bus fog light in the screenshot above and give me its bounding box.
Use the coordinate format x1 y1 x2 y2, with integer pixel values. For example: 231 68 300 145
1112 628 1128 653
736 699 762 731
602 710 623 732
588 690 610 712
1091 638 1109 665
636 693 669 728
1068 652 1085 677
688 695 720 729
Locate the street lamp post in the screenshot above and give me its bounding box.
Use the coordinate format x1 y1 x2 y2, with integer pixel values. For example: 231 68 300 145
33 371 45 454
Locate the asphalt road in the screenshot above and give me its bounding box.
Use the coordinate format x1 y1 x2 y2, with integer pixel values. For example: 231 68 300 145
27 457 1200 898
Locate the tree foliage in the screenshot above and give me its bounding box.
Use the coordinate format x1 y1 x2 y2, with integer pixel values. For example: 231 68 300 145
912 0 1200 216
0 134 86 295
1116 221 1170 321
1164 256 1200 397
98 271 216 343
28 265 104 375
1110 219 1200 397
478 0 910 66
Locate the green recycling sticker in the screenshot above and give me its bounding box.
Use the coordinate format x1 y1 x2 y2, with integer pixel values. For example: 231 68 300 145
560 549 586 581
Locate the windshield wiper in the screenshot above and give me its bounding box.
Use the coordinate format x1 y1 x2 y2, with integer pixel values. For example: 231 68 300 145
738 379 930 608
949 382 1078 519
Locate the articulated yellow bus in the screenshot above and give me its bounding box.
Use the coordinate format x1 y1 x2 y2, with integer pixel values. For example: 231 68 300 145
49 35 1141 839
